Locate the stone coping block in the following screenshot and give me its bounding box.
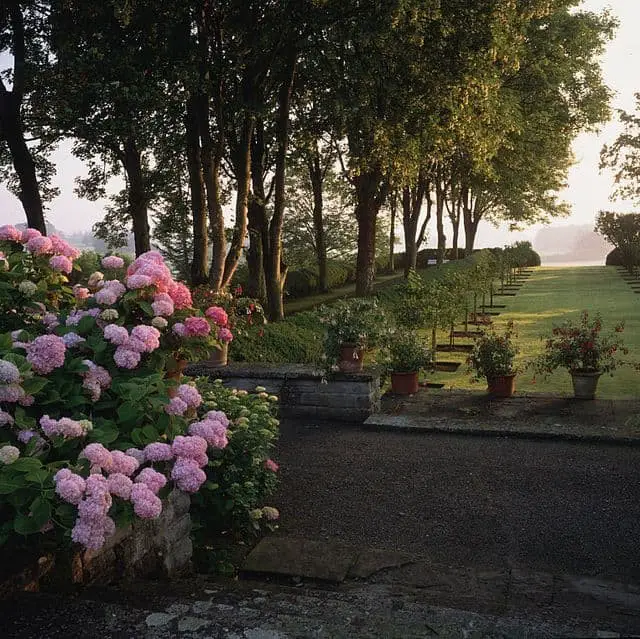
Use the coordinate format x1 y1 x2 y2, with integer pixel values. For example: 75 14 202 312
186 362 379 383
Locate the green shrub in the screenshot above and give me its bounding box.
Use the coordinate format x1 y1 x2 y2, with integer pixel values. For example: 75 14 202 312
285 268 318 298
191 378 280 550
229 320 323 364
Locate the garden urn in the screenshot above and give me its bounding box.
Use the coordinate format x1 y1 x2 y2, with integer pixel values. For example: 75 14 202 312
391 371 419 395
570 370 601 400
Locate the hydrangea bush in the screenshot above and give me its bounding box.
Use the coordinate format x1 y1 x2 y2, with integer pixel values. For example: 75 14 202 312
190 378 280 548
0 228 238 555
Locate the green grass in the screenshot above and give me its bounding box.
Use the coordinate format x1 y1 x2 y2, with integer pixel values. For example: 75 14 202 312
428 266 640 399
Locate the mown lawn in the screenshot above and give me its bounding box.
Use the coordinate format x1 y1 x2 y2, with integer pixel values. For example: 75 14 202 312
428 266 640 399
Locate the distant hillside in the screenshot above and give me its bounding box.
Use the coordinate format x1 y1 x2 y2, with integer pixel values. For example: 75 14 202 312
533 225 612 263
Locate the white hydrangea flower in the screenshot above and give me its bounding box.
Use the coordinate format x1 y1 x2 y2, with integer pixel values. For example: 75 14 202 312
151 316 168 329
100 309 119 321
0 445 20 465
87 271 104 288
18 281 37 297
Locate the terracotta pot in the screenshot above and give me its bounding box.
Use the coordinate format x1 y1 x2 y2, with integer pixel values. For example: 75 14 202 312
391 371 419 395
570 370 601 400
337 343 365 373
208 342 229 366
486 374 516 398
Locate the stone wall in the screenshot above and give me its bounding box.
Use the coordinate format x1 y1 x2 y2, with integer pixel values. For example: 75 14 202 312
0 490 193 597
187 363 381 422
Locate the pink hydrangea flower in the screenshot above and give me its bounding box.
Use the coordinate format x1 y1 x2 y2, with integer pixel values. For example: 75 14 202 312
171 458 206 493
130 483 162 518
101 255 125 269
21 228 42 243
264 459 279 472
168 282 192 309
110 450 140 476
114 346 141 369
18 394 34 407
217 327 233 343
49 255 73 274
188 419 228 449
177 384 202 409
50 235 81 259
143 442 174 462
81 360 111 401
172 322 187 337
0 359 21 384
205 410 230 428
205 306 228 327
151 293 174 317
0 224 23 242
134 468 167 494
125 448 145 464
0 384 25 403
26 334 66 374
26 235 53 255
0 409 14 426
107 473 133 499
82 443 114 471
73 285 90 300
126 273 153 289
17 429 36 443
184 316 210 337
130 325 160 353
165 396 188 416
94 288 118 305
54 472 86 505
103 324 129 346
171 435 207 460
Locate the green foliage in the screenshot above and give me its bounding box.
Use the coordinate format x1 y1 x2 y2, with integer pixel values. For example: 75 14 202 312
595 212 640 273
469 323 519 380
230 321 322 366
382 331 431 374
191 379 280 545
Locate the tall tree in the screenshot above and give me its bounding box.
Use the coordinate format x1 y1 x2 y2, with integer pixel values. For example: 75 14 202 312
0 0 53 233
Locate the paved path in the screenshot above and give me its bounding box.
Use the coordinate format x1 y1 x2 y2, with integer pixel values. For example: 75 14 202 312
273 419 640 584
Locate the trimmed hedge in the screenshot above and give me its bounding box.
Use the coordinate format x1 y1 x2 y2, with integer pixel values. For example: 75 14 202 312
229 320 323 365
605 247 639 267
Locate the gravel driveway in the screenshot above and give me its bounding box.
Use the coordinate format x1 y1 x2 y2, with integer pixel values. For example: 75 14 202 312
273 419 640 584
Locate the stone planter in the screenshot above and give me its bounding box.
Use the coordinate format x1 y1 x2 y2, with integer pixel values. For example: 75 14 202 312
207 342 228 367
391 371 419 395
338 343 365 373
487 374 516 398
570 370 601 400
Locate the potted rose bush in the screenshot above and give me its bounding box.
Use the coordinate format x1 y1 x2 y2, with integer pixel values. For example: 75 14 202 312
0 226 233 566
469 322 519 397
532 311 628 399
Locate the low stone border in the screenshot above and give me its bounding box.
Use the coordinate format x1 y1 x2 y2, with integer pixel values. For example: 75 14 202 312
187 363 381 422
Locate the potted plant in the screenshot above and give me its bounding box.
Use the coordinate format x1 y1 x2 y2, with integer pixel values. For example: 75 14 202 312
384 331 432 395
318 298 389 373
532 311 627 399
469 322 518 397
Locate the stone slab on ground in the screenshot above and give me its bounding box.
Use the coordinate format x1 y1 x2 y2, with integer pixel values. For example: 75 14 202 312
241 537 357 583
371 389 640 444
2 573 637 638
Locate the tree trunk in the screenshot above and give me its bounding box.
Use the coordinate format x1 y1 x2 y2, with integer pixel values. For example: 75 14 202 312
122 135 150 256
185 97 208 284
401 171 428 276
462 186 481 253
0 94 46 234
435 178 446 266
451 202 461 260
387 191 397 274
308 143 328 292
354 168 387 296
264 52 296 321
247 197 267 302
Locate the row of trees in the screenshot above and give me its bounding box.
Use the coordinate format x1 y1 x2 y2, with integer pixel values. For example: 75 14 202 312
1 1 615 319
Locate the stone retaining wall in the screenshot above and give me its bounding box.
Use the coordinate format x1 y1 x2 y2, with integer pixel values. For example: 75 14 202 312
0 490 192 597
187 363 381 422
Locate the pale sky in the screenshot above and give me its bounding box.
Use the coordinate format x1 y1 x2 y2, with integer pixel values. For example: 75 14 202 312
1 1 639 252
